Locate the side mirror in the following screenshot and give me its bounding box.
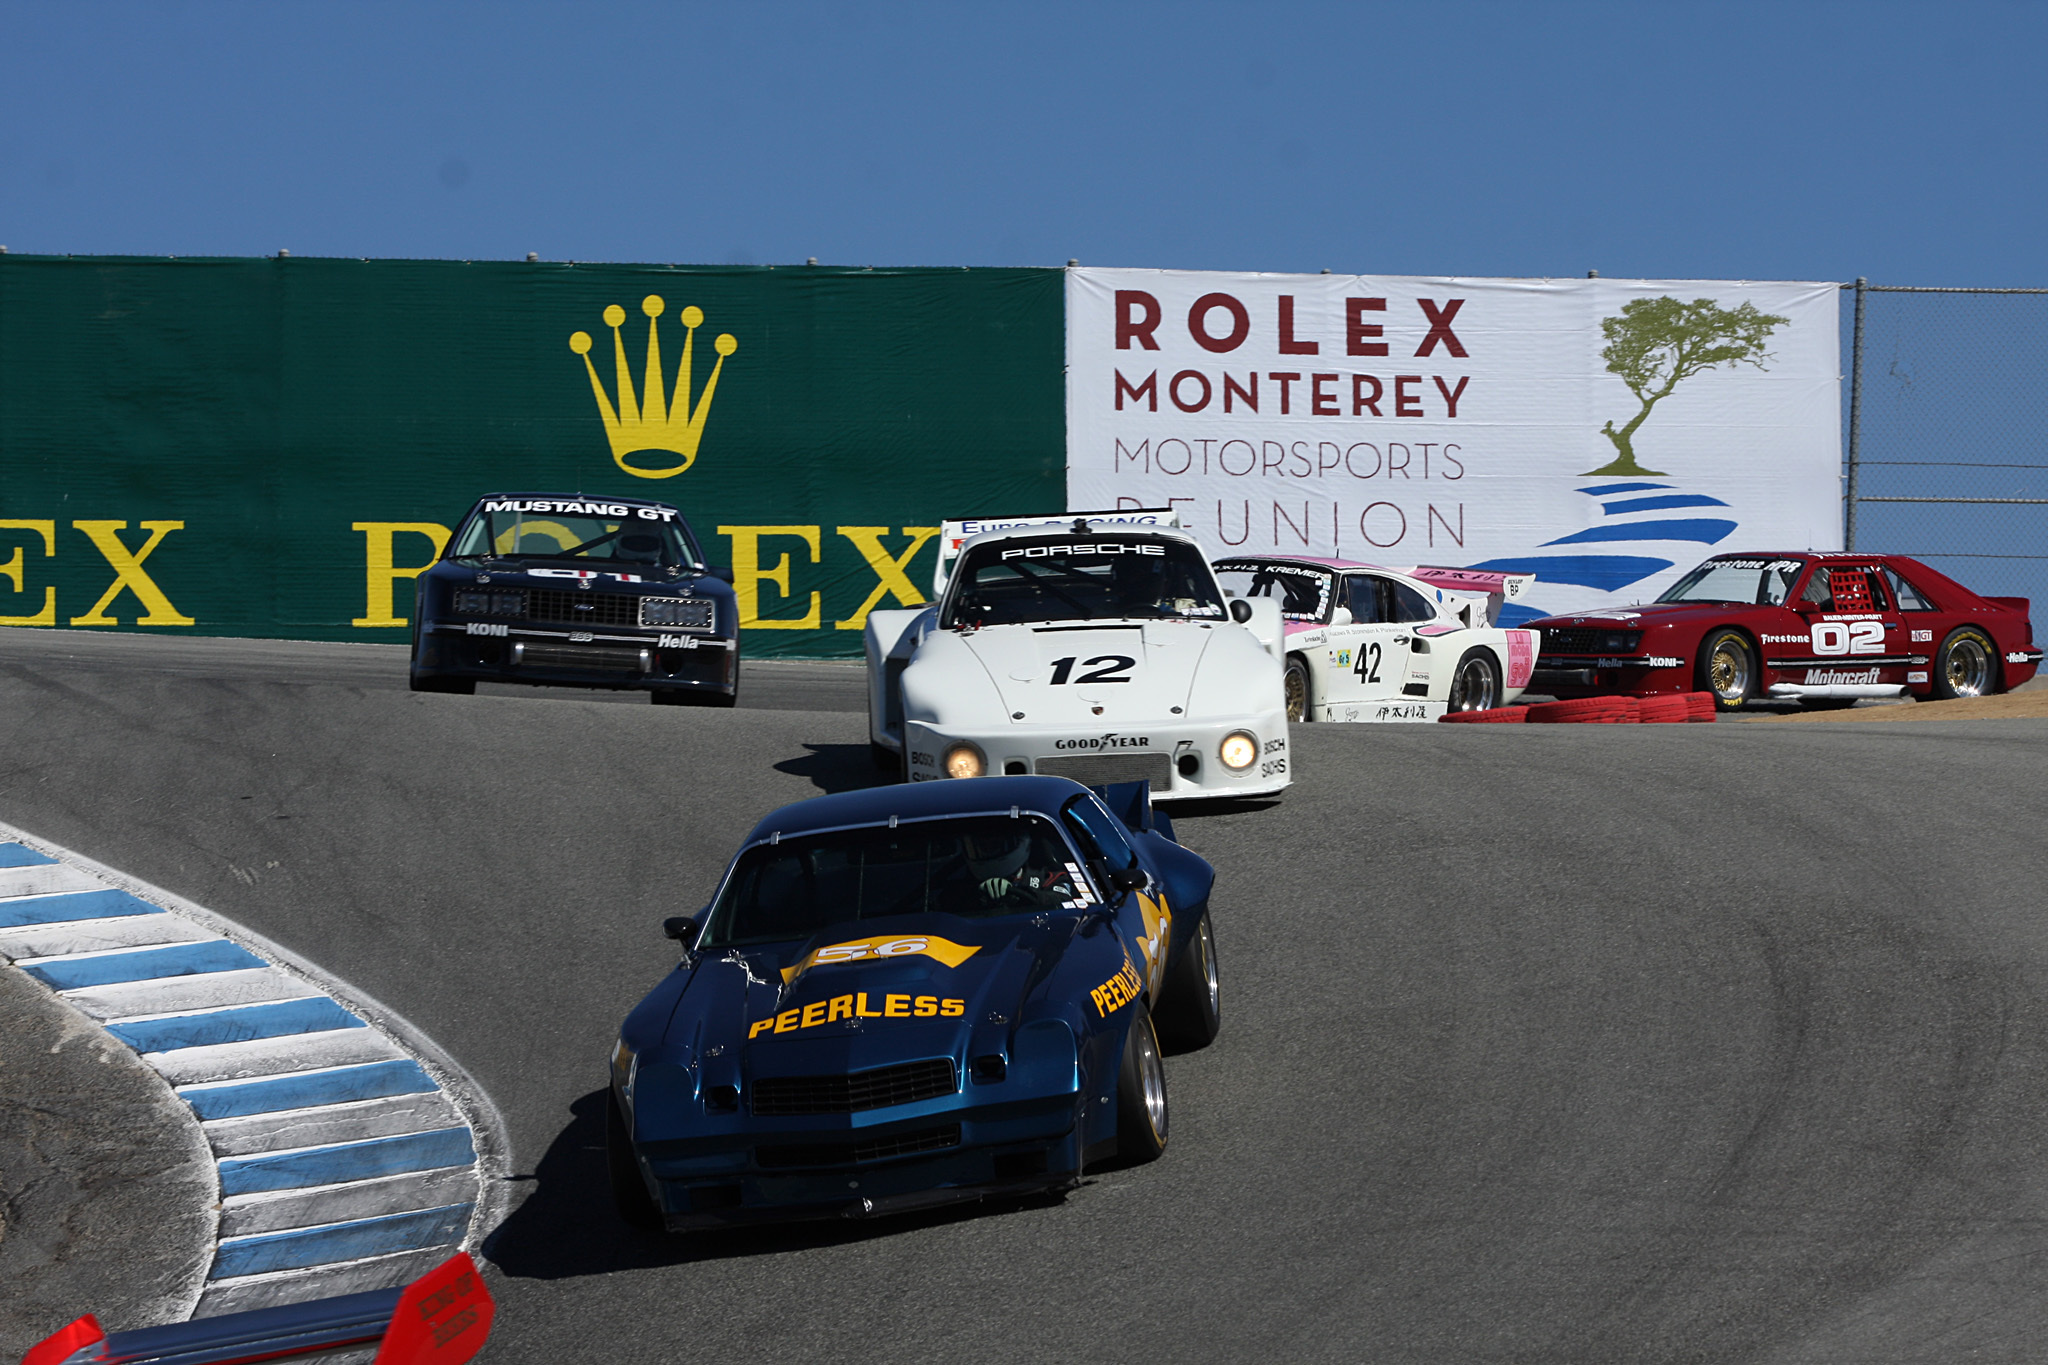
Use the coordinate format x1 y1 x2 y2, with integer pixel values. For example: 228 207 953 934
1228 599 1253 624
1330 606 1353 626
1107 865 1148 894
662 914 701 943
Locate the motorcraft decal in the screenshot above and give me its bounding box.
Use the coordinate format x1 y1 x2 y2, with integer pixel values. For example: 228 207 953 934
748 992 967 1037
779 933 980 984
1804 667 1881 685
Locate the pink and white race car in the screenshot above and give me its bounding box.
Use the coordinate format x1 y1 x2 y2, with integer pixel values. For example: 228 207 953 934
1212 556 1541 723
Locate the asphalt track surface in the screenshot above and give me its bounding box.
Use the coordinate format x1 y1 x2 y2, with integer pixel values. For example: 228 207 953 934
6 629 2048 1364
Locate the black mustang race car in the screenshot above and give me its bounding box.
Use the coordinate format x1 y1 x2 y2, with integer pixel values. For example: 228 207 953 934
409 493 739 705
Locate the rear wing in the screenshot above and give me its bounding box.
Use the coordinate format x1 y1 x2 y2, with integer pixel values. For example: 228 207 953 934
19 1252 492 1365
933 507 1181 596
1405 565 1535 626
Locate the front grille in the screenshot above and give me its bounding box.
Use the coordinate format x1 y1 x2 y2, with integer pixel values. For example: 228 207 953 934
750 1058 958 1116
1542 627 1641 656
526 588 641 627
513 642 649 673
1036 752 1173 788
755 1123 963 1170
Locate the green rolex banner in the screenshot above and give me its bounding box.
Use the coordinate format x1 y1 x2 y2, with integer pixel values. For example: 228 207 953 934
0 257 1064 658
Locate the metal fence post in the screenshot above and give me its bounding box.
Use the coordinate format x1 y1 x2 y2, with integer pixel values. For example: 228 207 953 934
1845 276 1867 550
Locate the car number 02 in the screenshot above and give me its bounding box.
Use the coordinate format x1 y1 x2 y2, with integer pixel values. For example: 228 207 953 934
1352 642 1383 684
1048 655 1135 685
813 937 930 965
1812 621 1883 656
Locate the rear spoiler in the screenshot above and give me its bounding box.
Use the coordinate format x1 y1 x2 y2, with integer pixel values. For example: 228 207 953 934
1988 595 2031 616
1405 565 1535 626
933 507 1181 596
19 1252 492 1365
1090 780 1177 845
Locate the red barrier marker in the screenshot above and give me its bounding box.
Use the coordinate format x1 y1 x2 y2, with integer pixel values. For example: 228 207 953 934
374 1253 495 1365
19 1316 103 1365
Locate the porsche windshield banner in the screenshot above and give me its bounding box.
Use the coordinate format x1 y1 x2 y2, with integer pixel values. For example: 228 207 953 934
1065 268 1841 624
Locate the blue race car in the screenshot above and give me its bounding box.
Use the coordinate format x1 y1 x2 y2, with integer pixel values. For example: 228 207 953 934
606 776 1221 1231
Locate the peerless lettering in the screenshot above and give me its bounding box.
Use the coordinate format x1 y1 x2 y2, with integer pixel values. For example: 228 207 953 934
1000 542 1166 560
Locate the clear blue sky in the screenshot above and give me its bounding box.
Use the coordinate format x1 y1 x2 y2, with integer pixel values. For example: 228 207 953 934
3 0 2043 286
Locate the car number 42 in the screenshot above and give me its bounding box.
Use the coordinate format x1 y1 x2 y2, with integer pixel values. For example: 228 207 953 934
1048 655 1135 684
1352 642 1384 684
1812 621 1884 656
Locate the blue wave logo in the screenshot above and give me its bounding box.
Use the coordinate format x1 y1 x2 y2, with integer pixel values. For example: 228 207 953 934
1471 481 1736 626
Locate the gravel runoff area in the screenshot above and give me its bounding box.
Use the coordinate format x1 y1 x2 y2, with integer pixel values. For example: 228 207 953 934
6 626 2048 1363
0 963 214 1358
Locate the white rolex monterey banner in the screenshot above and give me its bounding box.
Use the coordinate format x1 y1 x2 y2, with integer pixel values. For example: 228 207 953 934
1064 268 1841 625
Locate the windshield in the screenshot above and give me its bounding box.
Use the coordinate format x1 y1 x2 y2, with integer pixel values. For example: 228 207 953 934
1213 561 1334 623
943 534 1227 628
447 498 703 568
700 816 1089 948
1656 557 1806 607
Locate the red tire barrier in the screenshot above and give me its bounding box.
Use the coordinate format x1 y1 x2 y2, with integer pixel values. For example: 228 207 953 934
1637 694 1693 723
1526 697 1635 724
1439 705 1530 723
1685 691 1719 721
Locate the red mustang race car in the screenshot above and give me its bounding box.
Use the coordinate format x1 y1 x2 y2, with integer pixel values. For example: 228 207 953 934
1525 552 2042 713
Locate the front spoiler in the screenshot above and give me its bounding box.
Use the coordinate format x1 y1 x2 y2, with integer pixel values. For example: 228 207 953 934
662 1171 1077 1232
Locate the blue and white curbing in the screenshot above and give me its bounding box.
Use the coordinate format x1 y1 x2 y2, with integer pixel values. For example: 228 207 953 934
0 820 509 1318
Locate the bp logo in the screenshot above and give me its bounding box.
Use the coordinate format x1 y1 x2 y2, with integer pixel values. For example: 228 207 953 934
569 295 737 479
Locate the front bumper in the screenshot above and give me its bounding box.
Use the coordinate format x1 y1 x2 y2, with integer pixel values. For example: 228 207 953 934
902 714 1290 802
1529 657 1689 697
413 620 738 695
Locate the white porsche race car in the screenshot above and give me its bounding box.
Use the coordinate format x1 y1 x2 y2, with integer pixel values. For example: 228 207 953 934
1211 555 1542 723
866 510 1291 801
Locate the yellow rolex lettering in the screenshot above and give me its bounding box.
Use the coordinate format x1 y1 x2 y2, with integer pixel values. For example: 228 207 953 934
940 999 965 1017
857 993 883 1018
828 994 854 1022
69 521 195 627
832 525 941 631
0 521 56 627
351 522 452 628
718 525 821 630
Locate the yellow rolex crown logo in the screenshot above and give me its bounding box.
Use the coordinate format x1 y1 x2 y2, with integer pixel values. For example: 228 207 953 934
569 295 737 479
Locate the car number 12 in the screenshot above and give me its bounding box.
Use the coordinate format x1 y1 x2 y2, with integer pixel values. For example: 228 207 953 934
1048 655 1135 685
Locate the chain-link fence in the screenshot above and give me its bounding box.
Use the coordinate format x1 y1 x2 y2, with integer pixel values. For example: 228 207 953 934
1843 282 2048 613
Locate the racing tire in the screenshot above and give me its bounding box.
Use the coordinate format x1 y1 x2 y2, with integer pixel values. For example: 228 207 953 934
1637 694 1693 723
409 673 475 695
1932 627 1998 700
1283 655 1312 723
1697 629 1758 712
606 1091 663 1232
1153 910 1220 1053
1440 705 1529 723
1115 1007 1169 1165
1526 697 1629 723
1446 648 1502 714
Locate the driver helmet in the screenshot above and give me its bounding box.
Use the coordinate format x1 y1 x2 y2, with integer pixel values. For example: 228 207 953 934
616 531 664 564
961 832 1032 885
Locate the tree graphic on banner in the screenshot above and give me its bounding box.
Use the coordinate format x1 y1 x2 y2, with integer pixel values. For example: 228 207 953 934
1590 297 1789 476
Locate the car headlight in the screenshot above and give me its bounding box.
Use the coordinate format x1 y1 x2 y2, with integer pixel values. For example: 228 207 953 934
1218 731 1258 771
453 590 523 616
943 742 986 779
640 596 716 629
1601 631 1642 652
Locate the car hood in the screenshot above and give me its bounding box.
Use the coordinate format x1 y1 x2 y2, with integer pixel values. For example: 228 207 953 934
671 913 1089 1079
950 620 1219 724
1526 602 1747 631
